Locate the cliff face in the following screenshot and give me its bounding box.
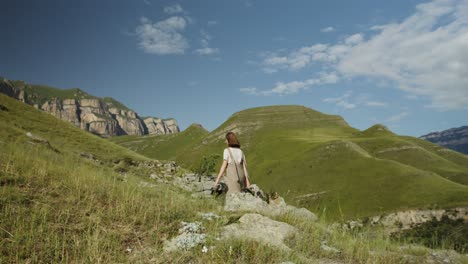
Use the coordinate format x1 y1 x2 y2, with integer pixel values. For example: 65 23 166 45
0 78 179 137
144 117 180 135
420 126 468 155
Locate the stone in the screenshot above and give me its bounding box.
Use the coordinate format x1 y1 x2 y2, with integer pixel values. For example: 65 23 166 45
221 213 297 250
248 184 265 199
224 192 269 213
224 192 318 221
163 221 207 252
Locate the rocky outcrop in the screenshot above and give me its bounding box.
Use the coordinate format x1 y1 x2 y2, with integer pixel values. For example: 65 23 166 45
224 192 318 221
221 213 297 250
421 126 468 155
163 118 180 133
0 77 179 137
143 117 179 135
368 207 468 233
0 79 25 102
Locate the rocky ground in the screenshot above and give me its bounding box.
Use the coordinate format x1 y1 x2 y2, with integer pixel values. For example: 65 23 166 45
143 170 467 264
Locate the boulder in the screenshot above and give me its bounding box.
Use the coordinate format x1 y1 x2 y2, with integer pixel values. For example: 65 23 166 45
163 221 206 252
224 192 318 221
221 213 297 250
224 192 269 213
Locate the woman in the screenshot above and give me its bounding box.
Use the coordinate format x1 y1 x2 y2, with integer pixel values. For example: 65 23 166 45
214 132 251 194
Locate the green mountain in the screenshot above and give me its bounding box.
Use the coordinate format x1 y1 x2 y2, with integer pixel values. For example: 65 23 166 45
2 94 467 263
110 123 209 161
0 93 145 162
0 93 198 261
111 105 468 220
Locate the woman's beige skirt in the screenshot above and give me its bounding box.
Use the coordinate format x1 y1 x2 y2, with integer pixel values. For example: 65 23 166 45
225 163 245 194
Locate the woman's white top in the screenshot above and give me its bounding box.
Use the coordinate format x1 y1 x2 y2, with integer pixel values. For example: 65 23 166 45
223 147 244 164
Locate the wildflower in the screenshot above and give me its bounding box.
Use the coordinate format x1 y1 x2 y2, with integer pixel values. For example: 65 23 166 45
202 245 208 253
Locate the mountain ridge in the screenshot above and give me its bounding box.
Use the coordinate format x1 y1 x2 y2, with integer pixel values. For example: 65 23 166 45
420 125 468 155
0 77 180 137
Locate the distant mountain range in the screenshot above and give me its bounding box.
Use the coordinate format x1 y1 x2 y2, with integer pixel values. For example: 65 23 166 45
0 77 179 137
420 126 468 155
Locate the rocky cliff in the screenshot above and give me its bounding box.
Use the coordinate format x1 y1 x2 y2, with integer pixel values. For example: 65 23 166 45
143 117 180 135
420 126 468 155
0 77 179 137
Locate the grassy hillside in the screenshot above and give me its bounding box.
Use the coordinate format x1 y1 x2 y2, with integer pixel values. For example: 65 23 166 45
1 95 467 263
111 105 468 221
109 123 209 163
102 97 132 111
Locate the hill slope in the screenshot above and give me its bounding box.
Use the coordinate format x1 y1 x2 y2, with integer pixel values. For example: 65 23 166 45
109 123 209 162
1 96 467 263
112 105 468 220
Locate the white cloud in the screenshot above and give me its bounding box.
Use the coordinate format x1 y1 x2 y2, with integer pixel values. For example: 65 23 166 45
254 0 468 110
143 0 151 5
337 0 468 110
385 112 409 123
321 26 335 33
207 20 218 26
164 4 184 14
323 92 388 109
323 91 356 109
366 101 388 107
195 29 220 56
261 44 331 72
240 72 338 96
136 16 188 55
195 47 219 55
240 87 258 95
344 33 363 45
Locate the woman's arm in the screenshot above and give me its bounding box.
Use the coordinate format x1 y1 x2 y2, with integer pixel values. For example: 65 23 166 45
214 160 228 187
242 155 251 188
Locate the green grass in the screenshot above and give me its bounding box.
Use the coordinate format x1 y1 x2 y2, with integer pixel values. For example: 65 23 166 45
109 123 209 163
0 93 145 163
102 97 132 111
111 105 468 221
1 95 467 263
23 84 97 106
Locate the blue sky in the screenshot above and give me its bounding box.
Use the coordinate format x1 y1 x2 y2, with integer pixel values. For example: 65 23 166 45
1 0 467 136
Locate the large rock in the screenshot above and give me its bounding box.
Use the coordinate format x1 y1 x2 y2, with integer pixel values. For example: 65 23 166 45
224 192 318 221
163 118 180 133
115 113 146 136
163 221 206 252
221 213 297 250
41 98 81 127
0 78 25 102
143 117 179 135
